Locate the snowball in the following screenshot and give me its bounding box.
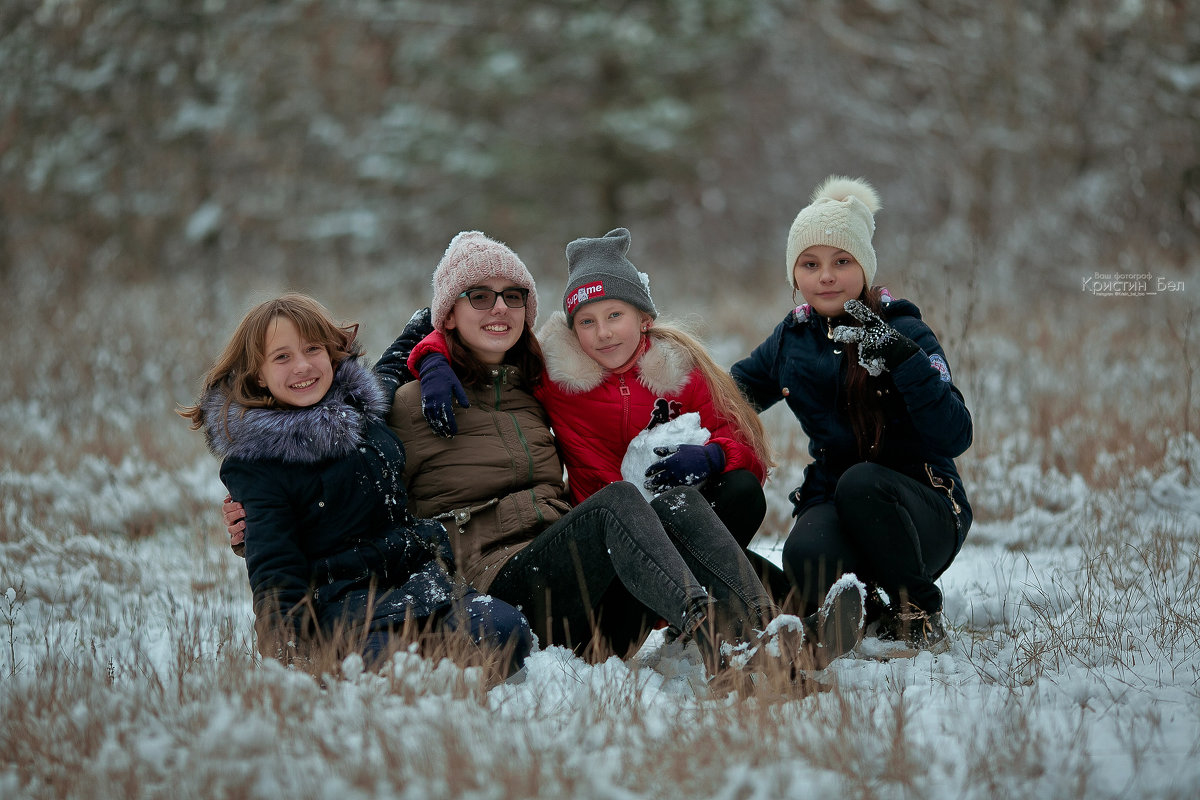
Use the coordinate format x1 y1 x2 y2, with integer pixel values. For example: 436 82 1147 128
620 412 709 500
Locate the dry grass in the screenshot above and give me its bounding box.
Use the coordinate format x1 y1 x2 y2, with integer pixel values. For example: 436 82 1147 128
1 269 1198 799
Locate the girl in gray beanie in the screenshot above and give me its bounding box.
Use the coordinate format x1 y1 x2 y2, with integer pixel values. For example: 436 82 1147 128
544 228 771 540
732 175 974 654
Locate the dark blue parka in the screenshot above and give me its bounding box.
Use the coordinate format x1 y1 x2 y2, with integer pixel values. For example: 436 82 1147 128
202 358 455 658
732 298 972 548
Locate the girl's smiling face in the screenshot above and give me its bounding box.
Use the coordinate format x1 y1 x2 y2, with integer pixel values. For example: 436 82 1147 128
257 315 333 407
792 245 866 317
444 278 526 365
571 299 652 371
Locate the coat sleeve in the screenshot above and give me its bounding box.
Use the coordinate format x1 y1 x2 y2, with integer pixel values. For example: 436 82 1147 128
374 308 434 396
385 385 424 488
220 461 312 649
730 321 786 413
887 318 973 458
683 369 767 484
405 329 452 376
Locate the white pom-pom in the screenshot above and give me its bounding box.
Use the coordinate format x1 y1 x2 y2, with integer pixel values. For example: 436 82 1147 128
810 175 881 214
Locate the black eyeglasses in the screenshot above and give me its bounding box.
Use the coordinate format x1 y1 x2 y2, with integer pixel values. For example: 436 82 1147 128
457 287 530 310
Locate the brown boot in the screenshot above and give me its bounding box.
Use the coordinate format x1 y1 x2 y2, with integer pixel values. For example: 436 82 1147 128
881 601 949 653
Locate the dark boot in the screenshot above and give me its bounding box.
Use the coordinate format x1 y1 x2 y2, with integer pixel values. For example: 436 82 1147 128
885 601 949 653
801 574 866 668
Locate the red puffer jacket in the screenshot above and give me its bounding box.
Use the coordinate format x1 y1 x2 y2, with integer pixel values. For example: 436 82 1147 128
535 312 765 503
409 312 766 505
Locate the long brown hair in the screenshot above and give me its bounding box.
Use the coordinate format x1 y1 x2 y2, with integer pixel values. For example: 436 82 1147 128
445 324 546 388
178 293 362 432
647 324 775 471
843 285 889 458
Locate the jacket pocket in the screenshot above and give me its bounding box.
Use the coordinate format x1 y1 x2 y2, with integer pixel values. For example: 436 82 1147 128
923 463 962 515
539 496 573 524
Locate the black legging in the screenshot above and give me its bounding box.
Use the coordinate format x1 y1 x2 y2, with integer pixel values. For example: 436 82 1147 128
782 462 959 616
701 468 765 548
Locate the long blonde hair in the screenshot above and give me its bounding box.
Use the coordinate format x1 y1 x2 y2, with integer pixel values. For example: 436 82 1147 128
646 323 775 471
178 293 362 432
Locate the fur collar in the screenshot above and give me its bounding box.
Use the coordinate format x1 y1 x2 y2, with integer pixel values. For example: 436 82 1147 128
537 311 693 395
202 358 388 463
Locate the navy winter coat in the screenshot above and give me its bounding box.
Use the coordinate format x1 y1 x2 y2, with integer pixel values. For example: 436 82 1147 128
202 358 456 658
732 297 973 546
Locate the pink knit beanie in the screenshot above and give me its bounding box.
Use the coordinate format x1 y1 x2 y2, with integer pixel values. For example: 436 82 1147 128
431 231 538 331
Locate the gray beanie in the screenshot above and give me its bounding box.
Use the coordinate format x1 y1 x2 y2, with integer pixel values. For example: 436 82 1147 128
562 228 657 323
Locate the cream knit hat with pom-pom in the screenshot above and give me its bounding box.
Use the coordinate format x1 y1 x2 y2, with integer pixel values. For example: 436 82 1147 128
785 176 882 288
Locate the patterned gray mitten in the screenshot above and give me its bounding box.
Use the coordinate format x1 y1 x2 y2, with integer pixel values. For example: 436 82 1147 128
831 299 919 376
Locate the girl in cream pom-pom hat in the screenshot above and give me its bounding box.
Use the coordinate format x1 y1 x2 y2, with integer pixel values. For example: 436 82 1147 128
732 175 974 655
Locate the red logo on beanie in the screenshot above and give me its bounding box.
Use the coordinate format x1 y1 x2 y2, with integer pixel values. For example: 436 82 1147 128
566 281 606 314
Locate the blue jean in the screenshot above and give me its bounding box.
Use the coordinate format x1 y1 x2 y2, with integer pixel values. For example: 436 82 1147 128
362 590 532 676
782 462 958 615
488 481 773 658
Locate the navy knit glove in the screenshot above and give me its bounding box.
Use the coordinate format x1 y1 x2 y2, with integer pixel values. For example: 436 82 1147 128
832 299 919 376
375 308 434 401
644 443 726 493
419 352 470 438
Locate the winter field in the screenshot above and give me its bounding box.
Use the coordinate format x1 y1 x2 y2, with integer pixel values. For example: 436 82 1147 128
1 267 1198 800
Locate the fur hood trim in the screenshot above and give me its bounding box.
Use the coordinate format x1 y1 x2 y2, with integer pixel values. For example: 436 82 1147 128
537 311 693 395
201 358 389 463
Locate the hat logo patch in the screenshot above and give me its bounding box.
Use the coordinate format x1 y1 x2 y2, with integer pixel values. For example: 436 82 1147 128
566 280 606 313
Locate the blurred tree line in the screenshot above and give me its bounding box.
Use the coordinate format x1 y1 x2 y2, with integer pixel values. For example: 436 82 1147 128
0 0 1195 298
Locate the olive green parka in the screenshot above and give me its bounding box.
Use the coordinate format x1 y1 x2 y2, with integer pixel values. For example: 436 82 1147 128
387 366 572 592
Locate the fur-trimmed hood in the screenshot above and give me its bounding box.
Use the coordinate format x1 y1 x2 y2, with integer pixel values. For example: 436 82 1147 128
537 311 692 396
201 358 389 463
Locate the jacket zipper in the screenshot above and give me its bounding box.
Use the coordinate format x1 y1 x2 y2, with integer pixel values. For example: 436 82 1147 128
618 374 631 434
496 368 540 520
924 463 961 514
510 410 535 484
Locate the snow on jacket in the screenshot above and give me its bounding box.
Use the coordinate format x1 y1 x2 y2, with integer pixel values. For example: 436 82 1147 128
387 365 572 592
731 297 973 545
202 358 456 658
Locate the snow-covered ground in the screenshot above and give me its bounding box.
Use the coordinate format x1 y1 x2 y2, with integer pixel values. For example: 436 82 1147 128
1 276 1198 798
